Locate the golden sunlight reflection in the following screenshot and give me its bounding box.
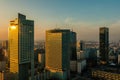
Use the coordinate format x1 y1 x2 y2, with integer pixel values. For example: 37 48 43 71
11 26 16 29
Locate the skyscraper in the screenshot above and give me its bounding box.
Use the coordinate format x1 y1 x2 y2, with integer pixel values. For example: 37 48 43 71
70 32 77 72
9 13 34 80
45 29 71 80
99 27 109 64
70 32 77 61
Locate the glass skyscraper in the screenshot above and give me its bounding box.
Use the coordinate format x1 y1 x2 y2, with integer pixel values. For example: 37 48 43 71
46 29 71 80
9 13 34 80
70 32 77 61
45 29 77 80
99 27 109 64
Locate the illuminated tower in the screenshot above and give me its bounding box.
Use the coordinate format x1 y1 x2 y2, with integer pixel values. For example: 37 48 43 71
99 27 109 64
9 13 34 80
46 29 71 80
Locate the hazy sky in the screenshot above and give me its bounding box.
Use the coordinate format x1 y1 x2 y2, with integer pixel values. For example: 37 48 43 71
0 0 120 41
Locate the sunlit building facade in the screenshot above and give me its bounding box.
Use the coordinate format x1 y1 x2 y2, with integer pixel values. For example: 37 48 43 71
99 27 109 64
46 29 71 80
9 13 34 80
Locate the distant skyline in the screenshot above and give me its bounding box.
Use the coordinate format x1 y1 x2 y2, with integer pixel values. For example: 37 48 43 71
0 0 120 41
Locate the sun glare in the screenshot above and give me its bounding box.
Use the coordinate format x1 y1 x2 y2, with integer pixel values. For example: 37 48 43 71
11 26 16 29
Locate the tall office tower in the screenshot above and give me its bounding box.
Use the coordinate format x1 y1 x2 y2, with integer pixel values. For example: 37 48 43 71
70 32 77 72
46 29 71 80
99 27 109 64
8 13 34 80
70 32 77 60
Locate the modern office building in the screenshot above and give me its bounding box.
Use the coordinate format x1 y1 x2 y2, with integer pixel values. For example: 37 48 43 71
8 13 34 80
99 27 109 64
70 32 77 60
45 29 72 80
70 32 77 72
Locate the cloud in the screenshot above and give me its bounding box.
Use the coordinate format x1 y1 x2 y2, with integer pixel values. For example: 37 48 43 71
64 17 73 23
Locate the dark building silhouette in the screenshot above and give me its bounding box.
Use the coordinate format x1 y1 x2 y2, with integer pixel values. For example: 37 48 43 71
99 27 109 64
80 40 85 51
86 48 97 67
70 32 77 60
70 32 77 72
0 48 4 61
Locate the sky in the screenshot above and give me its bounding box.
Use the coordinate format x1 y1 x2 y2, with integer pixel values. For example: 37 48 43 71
0 0 120 41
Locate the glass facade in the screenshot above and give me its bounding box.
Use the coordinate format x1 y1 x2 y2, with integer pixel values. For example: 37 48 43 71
45 29 71 80
100 27 109 63
9 19 19 73
46 32 62 70
9 13 34 80
70 32 77 60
